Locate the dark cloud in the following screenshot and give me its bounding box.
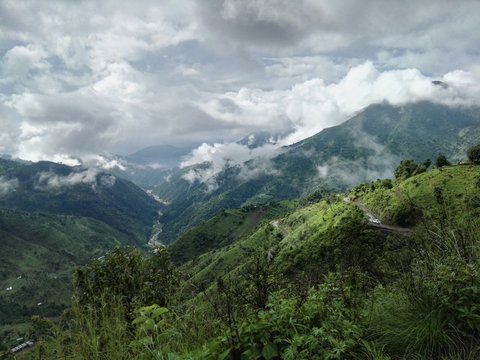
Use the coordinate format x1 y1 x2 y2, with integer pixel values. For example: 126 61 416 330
197 0 320 46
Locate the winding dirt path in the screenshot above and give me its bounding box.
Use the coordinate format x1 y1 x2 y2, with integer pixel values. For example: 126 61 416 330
343 197 413 235
271 220 289 237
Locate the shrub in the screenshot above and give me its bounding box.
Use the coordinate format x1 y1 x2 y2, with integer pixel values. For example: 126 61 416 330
467 144 480 164
199 273 365 360
436 154 451 168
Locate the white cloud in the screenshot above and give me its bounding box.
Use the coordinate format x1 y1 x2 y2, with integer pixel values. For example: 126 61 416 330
81 155 127 171
1 44 49 82
0 0 480 165
0 176 19 196
196 62 479 148
35 169 116 191
180 141 279 190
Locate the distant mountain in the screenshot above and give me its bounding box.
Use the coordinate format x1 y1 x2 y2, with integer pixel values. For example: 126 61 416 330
126 145 192 167
99 145 195 189
236 131 284 149
153 101 480 244
0 158 160 324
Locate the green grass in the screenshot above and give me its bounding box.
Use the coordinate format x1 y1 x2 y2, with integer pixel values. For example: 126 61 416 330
353 165 480 225
169 200 297 264
179 198 374 294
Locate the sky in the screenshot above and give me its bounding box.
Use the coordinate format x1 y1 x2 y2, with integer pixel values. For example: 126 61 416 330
1 0 480 166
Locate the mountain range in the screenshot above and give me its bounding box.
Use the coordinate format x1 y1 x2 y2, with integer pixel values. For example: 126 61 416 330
152 101 480 244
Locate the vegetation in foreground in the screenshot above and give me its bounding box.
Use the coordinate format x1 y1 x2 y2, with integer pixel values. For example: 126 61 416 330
4 161 480 359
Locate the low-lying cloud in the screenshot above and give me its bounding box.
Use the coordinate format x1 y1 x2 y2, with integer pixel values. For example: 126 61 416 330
181 62 480 187
0 176 19 196
181 141 279 191
35 169 116 192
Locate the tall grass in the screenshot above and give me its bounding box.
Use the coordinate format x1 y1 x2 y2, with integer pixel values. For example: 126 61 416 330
367 205 480 359
69 295 132 359
33 295 132 360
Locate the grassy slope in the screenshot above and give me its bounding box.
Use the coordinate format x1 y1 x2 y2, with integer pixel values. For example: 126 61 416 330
180 198 375 293
353 165 480 225
180 165 480 296
168 201 297 265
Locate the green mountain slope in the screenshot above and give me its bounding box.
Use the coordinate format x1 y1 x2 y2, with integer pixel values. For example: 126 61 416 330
181 163 480 298
154 102 480 244
0 158 160 325
0 159 159 243
351 164 480 226
0 210 135 324
169 200 297 265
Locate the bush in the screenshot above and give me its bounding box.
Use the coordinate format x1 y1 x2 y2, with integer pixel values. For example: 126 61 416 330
368 288 452 358
436 154 451 168
199 273 365 360
394 200 422 226
73 246 178 319
394 160 427 180
467 144 480 164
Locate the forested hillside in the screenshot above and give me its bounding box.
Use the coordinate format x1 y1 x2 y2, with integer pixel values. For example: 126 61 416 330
0 159 160 330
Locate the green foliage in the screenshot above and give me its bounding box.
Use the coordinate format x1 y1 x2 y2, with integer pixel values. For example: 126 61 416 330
436 154 451 167
467 143 480 164
199 274 364 360
131 304 169 353
394 159 427 180
30 315 55 340
393 200 421 226
74 247 178 319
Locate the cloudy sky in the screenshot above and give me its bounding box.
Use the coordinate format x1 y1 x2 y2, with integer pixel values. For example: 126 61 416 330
1 0 480 164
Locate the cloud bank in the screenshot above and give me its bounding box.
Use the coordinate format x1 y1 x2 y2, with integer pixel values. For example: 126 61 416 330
0 0 480 165
0 176 19 196
35 169 116 192
180 62 480 186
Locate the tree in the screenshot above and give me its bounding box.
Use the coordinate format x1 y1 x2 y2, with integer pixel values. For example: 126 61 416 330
467 144 480 164
73 246 178 318
435 154 450 168
394 160 426 180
